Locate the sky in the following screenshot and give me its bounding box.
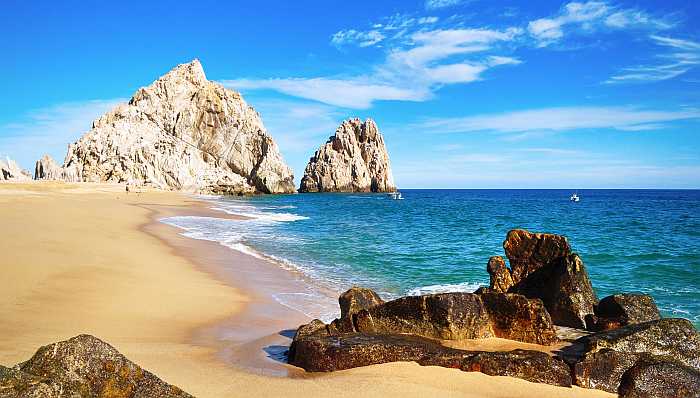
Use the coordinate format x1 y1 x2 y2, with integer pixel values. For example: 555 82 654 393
1 0 699 188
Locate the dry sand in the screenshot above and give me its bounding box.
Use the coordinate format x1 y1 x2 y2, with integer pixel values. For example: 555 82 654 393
0 182 615 397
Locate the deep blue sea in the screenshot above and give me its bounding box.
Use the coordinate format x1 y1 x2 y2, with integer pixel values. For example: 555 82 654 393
163 190 700 327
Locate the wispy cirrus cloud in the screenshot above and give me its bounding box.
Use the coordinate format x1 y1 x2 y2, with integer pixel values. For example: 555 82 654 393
0 99 125 169
225 78 429 109
425 0 465 11
417 106 700 134
225 25 522 109
528 1 675 47
606 35 700 83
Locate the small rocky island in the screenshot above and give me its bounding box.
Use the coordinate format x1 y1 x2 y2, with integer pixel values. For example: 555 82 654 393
33 59 295 195
299 118 396 193
289 229 700 398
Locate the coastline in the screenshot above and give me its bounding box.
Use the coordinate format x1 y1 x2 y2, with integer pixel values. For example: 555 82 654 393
0 182 615 397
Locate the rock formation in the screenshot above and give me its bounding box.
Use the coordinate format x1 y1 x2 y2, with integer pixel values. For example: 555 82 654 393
288 230 700 397
299 118 395 193
36 59 294 194
486 229 598 329
312 289 558 345
0 334 191 397
34 154 79 182
289 288 568 386
0 157 31 181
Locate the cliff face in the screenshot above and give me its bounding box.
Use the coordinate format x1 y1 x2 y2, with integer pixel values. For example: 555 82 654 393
299 118 396 193
44 59 294 194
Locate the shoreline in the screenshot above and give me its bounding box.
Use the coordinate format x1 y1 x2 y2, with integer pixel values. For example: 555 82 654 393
138 197 314 376
0 182 616 397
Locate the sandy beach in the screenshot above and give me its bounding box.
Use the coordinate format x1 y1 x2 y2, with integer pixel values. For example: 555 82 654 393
0 182 615 398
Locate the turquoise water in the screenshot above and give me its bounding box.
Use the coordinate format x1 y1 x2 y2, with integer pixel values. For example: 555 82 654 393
163 190 700 326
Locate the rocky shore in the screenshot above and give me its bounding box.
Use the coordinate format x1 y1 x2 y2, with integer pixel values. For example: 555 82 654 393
288 229 700 398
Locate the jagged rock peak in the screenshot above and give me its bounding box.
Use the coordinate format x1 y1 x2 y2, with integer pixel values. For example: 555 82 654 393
299 117 396 193
45 59 295 194
0 156 31 181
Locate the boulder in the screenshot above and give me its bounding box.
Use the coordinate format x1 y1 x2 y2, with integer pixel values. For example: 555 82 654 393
571 318 700 393
578 318 700 370
51 60 294 194
486 256 513 293
587 294 661 331
339 287 384 318
0 334 191 397
289 333 571 386
498 229 597 329
618 357 700 398
511 253 597 329
299 118 395 193
573 349 649 393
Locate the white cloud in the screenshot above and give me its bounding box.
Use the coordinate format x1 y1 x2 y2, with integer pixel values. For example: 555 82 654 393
606 35 700 83
0 99 126 170
227 26 521 108
528 1 673 47
224 78 430 109
331 29 385 48
425 0 463 10
417 106 700 134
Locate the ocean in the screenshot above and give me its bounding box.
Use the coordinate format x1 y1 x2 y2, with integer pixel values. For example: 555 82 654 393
162 189 700 327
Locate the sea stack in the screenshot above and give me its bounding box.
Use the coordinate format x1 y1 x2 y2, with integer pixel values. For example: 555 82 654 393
299 118 396 193
37 59 295 194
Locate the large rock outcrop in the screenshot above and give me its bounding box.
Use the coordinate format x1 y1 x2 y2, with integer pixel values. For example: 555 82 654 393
0 334 191 397
38 59 294 194
486 229 598 329
299 118 395 193
0 157 31 181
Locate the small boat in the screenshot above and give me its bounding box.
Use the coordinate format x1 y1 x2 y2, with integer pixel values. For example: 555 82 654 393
387 191 404 200
570 192 580 202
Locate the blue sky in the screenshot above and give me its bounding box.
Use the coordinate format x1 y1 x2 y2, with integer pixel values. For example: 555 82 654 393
2 0 699 188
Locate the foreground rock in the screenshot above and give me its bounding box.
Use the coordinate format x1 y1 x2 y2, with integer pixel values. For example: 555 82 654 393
317 290 557 345
618 357 700 398
0 157 31 181
289 333 572 386
0 334 191 397
38 59 294 194
571 318 700 394
587 294 661 331
289 288 563 381
299 118 395 193
492 229 598 329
